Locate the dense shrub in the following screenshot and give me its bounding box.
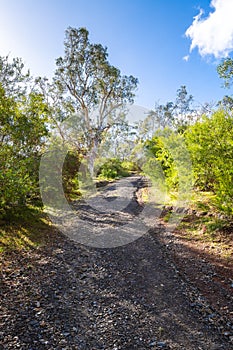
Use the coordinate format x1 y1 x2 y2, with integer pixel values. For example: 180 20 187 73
0 86 49 215
62 151 81 199
185 110 233 214
121 160 140 172
97 158 130 179
144 129 192 194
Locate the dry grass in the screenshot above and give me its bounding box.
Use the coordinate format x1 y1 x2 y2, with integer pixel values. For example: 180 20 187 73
0 206 54 253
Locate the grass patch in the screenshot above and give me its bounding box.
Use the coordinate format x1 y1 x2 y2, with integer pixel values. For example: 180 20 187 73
175 190 233 261
0 205 54 253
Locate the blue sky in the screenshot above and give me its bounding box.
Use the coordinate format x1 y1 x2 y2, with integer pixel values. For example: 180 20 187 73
0 0 232 110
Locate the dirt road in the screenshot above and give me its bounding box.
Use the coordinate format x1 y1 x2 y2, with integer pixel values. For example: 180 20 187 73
0 176 231 349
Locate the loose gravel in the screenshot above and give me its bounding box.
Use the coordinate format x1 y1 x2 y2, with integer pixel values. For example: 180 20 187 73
0 176 232 349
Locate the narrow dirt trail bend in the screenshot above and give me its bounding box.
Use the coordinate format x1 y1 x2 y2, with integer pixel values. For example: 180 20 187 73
0 176 231 349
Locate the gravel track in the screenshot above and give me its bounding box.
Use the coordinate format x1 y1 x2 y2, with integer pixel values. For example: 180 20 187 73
0 175 232 349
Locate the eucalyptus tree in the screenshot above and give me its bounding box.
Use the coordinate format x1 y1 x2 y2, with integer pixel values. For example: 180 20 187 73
0 55 30 97
144 86 195 136
53 27 138 174
173 85 194 127
100 118 137 160
217 58 233 112
217 57 233 88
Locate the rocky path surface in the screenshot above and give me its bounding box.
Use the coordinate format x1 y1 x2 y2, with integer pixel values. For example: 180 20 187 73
0 176 232 349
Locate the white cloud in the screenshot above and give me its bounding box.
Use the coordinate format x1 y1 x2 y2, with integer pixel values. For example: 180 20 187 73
183 55 190 62
185 0 233 58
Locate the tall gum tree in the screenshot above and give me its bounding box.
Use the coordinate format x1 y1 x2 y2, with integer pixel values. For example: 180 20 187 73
217 57 233 88
53 27 138 175
217 57 233 111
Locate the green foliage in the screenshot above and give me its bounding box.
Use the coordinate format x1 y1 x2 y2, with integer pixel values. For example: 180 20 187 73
141 86 195 137
144 129 192 191
99 118 137 161
141 108 233 216
97 158 129 179
185 110 233 214
121 160 139 172
144 133 176 189
0 27 139 217
217 57 233 88
62 151 81 199
0 55 30 97
217 95 233 112
0 205 52 252
1 42 232 229
54 27 138 162
0 59 49 216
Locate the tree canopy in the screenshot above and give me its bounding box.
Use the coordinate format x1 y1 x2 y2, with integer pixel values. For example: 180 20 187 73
0 27 233 219
53 27 138 155
217 57 233 88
